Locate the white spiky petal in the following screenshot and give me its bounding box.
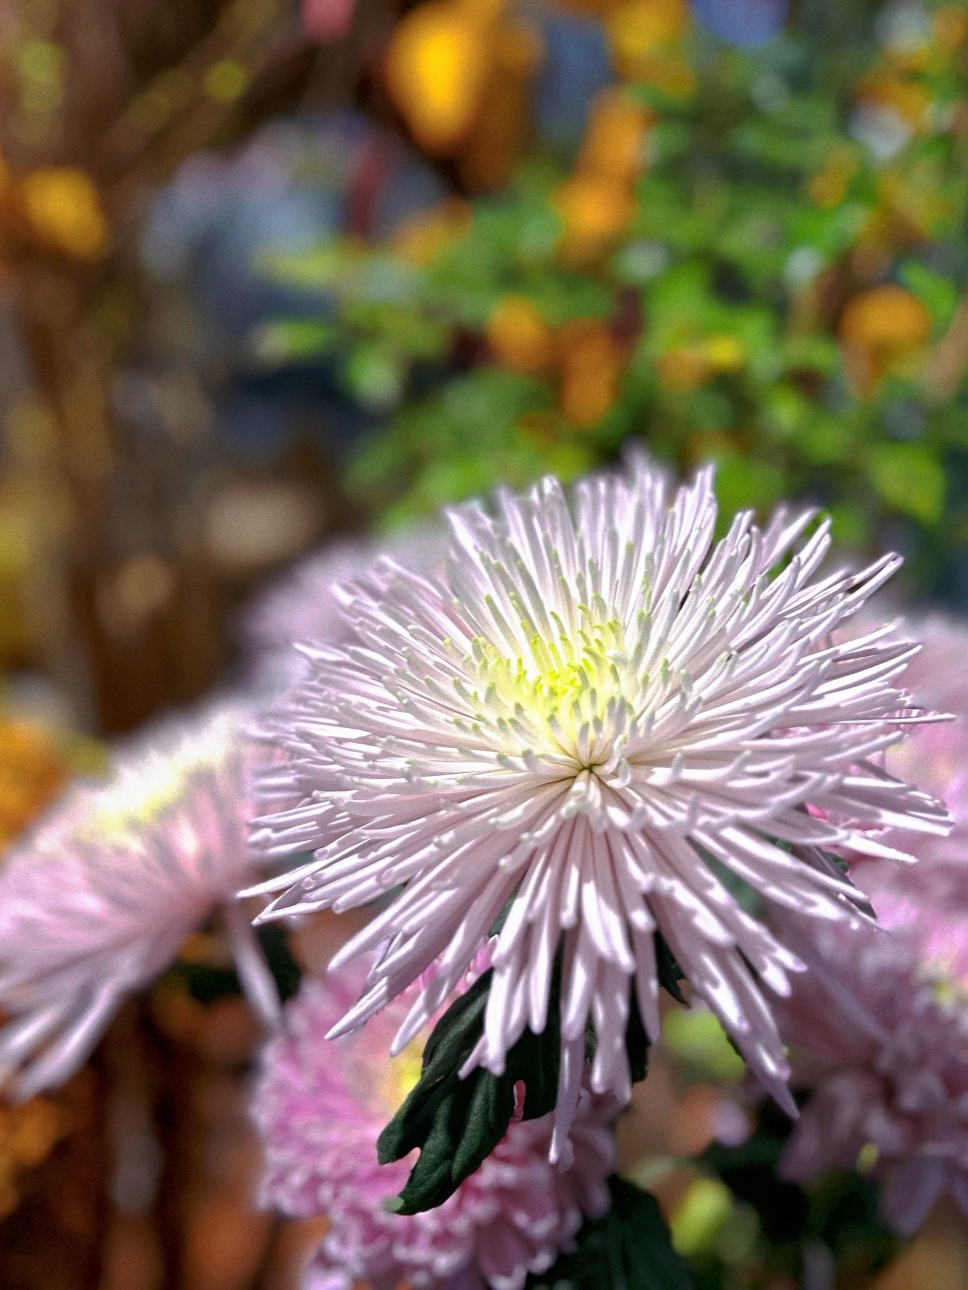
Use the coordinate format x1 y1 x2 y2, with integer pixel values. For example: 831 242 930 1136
249 456 947 1159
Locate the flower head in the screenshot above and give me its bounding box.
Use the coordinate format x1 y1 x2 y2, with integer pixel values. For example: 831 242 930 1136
847 615 968 980
252 962 614 1290
250 455 946 1151
0 701 276 1100
775 915 968 1235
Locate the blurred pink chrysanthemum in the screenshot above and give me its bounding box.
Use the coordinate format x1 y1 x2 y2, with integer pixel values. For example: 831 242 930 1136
252 963 614 1290
249 455 946 1155
0 702 277 1099
775 915 968 1235
847 615 968 980
240 526 443 694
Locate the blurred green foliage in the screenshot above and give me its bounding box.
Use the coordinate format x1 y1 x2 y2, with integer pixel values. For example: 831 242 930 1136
262 1 968 605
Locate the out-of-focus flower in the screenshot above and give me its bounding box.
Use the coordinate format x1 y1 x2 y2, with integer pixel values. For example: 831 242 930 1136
486 296 557 377
0 702 277 1100
776 916 968 1236
839 284 932 396
0 1094 68 1219
557 317 626 427
848 616 968 981
552 172 636 264
0 716 71 855
250 454 946 1156
239 526 443 693
552 88 651 263
575 90 653 186
17 167 110 259
386 2 495 154
252 962 614 1290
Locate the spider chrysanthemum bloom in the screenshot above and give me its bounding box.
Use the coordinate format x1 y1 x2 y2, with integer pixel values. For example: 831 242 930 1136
252 963 614 1290
0 702 278 1100
250 456 947 1153
775 916 968 1235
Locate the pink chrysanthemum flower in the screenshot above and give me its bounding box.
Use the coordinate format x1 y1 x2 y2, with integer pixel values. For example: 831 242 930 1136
252 962 614 1290
0 702 277 1100
847 615 968 979
775 915 968 1235
249 455 946 1155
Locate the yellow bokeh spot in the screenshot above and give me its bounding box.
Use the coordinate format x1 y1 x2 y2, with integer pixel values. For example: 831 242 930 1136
553 173 636 261
204 60 249 103
18 166 109 259
839 283 932 395
0 717 69 855
578 89 653 183
607 0 689 80
486 295 556 375
387 4 492 153
557 317 625 426
702 334 746 373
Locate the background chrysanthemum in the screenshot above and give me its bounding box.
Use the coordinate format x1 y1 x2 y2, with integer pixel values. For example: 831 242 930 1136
847 615 968 980
774 914 968 1236
239 525 443 693
0 700 276 1100
252 961 615 1290
250 455 947 1151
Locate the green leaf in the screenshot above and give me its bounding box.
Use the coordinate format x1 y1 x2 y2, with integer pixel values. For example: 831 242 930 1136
376 966 561 1214
655 932 686 1004
524 1176 697 1289
899 261 958 332
377 931 686 1214
866 440 946 524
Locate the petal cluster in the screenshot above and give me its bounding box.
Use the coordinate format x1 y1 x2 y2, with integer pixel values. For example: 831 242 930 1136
251 455 946 1145
0 701 273 1099
775 915 968 1235
252 962 614 1290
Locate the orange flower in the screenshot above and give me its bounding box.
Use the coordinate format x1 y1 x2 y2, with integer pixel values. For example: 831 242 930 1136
552 172 637 262
386 2 496 153
839 284 932 396
557 317 625 426
18 167 110 259
0 717 68 854
577 89 653 184
486 296 556 375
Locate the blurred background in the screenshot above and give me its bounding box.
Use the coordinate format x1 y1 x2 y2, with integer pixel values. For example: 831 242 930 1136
1 0 967 1285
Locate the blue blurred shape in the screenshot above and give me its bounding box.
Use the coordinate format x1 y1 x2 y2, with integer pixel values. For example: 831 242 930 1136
535 16 612 153
691 0 789 47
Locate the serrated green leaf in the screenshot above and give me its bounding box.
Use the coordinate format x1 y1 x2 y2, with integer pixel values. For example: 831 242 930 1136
377 932 682 1215
376 966 560 1214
